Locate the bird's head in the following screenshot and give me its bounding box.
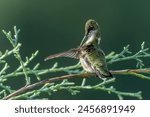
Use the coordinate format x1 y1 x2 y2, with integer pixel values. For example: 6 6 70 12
85 19 99 36
80 19 101 46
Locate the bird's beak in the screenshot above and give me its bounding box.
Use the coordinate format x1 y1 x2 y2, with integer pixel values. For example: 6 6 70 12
79 35 87 47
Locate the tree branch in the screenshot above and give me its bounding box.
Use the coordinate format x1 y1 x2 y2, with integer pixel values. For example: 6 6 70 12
3 68 150 100
3 73 93 100
111 68 150 80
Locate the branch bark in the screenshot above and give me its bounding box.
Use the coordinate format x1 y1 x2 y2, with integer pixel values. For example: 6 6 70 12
3 68 150 100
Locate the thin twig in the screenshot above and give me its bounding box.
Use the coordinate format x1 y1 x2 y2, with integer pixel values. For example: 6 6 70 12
111 68 150 80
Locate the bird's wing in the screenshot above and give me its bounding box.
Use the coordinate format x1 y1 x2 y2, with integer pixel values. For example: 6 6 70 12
93 48 113 78
44 48 79 61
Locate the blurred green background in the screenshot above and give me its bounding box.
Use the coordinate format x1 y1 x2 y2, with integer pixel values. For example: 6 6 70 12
0 0 150 99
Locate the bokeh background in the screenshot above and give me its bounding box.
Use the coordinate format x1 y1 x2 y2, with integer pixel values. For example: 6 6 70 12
0 0 150 99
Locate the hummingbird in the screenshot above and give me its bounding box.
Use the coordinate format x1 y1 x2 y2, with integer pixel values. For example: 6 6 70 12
45 19 113 80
